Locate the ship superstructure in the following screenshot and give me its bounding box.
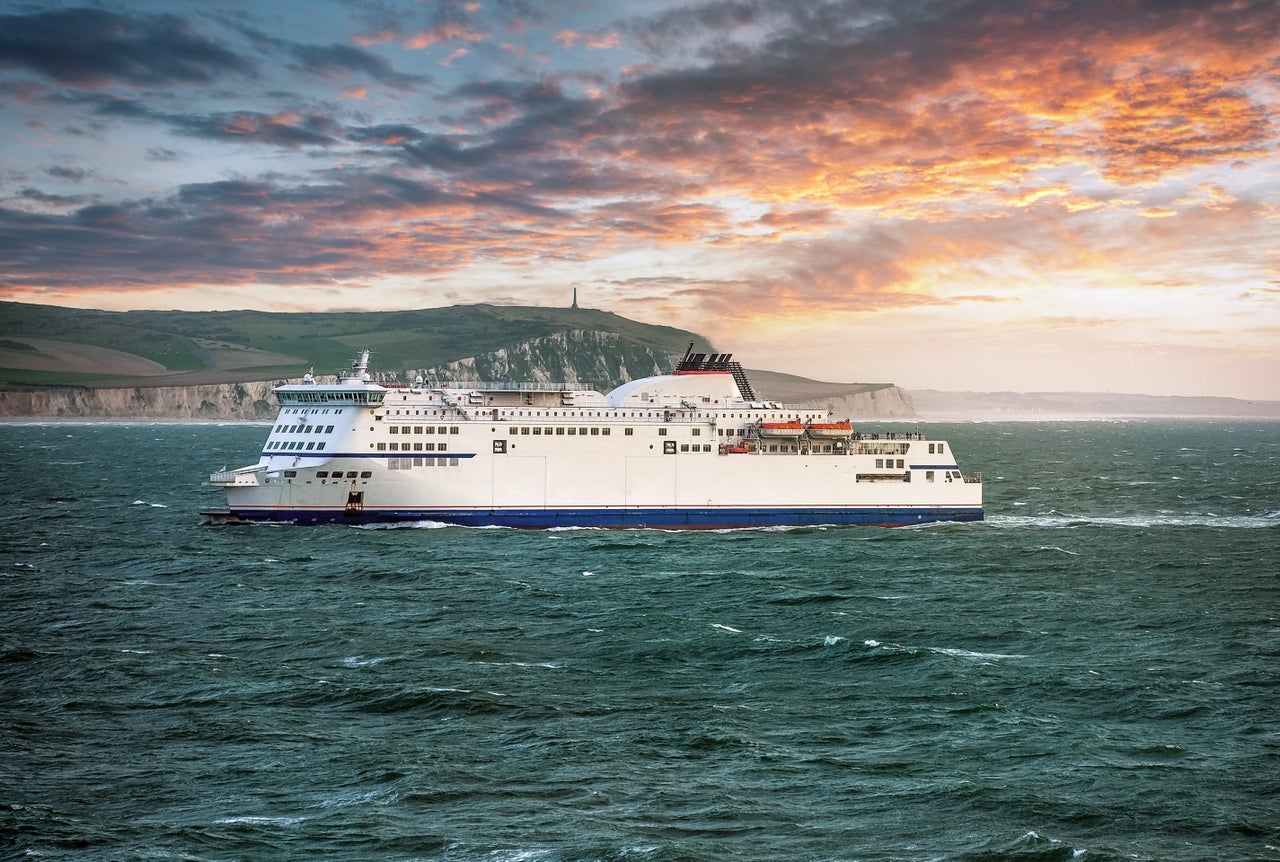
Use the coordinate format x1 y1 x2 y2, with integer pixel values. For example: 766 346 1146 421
207 349 982 527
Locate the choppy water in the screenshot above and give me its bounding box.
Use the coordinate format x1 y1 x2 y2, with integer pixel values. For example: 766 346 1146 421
3 420 1278 861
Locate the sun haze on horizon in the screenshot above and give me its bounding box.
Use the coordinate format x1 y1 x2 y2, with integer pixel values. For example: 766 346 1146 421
0 0 1277 399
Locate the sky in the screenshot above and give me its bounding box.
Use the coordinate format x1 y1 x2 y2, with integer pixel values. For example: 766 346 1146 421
1 0 1278 399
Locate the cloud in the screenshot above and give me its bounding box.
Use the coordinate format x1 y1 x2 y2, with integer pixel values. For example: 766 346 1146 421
0 7 253 87
284 41 430 90
554 30 623 50
2 0 1277 358
405 21 488 51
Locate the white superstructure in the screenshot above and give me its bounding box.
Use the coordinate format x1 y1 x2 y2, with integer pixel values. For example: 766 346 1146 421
207 349 982 527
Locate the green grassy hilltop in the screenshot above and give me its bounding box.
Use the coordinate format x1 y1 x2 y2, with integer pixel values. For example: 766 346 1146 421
0 301 710 389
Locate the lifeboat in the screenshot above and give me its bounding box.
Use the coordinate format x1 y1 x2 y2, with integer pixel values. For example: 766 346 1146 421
805 420 853 438
757 420 805 438
719 443 754 454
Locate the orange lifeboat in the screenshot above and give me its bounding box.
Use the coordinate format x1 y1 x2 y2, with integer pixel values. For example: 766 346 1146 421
757 420 805 438
805 419 853 438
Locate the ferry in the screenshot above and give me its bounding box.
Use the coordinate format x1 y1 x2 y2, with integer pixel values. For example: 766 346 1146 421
206 348 982 528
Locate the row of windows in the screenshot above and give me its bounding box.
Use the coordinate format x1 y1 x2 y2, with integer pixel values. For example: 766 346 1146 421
281 391 382 404
314 470 372 479
509 426 615 436
388 457 460 470
927 443 946 454
375 442 447 451
876 458 907 469
268 440 327 452
389 425 459 434
274 423 335 434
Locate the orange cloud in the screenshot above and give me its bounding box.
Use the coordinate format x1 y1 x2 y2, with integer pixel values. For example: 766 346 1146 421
405 22 486 50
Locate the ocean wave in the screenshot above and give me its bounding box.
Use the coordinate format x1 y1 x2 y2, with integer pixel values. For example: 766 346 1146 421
860 640 1025 661
355 519 454 530
987 511 1280 529
213 815 304 827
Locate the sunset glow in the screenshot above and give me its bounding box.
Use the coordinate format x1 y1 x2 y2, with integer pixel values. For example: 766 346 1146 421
1 0 1277 398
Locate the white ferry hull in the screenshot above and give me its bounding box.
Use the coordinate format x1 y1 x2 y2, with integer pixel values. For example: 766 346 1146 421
210 351 983 529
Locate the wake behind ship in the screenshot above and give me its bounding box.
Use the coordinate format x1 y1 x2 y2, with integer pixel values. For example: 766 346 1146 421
206 348 982 528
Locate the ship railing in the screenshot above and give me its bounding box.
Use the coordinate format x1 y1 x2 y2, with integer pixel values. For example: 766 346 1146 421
963 472 983 484
208 464 267 484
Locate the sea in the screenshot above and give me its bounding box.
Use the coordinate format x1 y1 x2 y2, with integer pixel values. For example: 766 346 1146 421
2 419 1277 862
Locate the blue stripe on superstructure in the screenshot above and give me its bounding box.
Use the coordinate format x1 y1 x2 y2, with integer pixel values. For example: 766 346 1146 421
225 505 984 529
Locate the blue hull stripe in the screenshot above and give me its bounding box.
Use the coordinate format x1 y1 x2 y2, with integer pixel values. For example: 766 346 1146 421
226 506 984 528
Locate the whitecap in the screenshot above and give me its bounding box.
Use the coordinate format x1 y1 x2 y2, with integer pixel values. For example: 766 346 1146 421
931 647 1026 660
356 519 452 530
823 635 845 646
987 512 1280 529
711 623 743 633
214 815 303 827
341 656 386 668
475 661 564 669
